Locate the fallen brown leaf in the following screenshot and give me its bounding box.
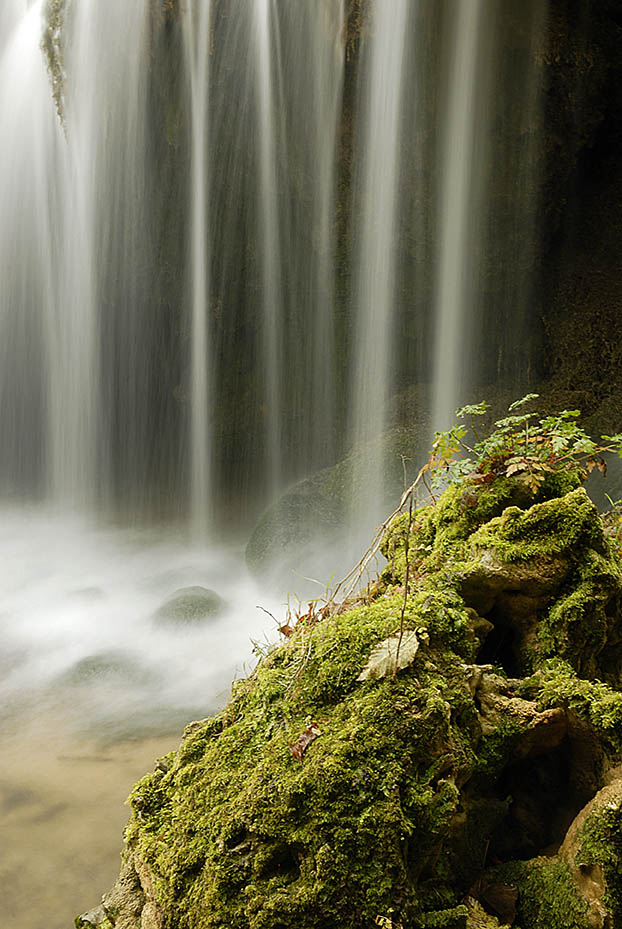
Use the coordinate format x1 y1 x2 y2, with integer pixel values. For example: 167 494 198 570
289 722 321 762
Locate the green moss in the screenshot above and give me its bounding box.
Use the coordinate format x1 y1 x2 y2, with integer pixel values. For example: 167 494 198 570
526 660 622 744
123 597 485 927
468 487 602 565
490 857 590 929
536 525 622 676
381 475 587 589
577 805 622 926
471 721 525 790
421 904 468 928
433 478 533 549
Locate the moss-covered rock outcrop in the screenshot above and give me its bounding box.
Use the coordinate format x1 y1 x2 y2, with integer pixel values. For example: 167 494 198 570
78 474 622 929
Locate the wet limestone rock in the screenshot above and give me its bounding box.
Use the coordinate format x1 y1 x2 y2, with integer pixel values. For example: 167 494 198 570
79 477 622 929
559 778 622 929
75 852 151 929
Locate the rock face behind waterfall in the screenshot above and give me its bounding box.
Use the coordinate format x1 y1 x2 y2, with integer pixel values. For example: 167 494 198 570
77 477 622 929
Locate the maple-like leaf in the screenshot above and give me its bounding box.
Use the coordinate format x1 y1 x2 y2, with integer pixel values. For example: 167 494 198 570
357 631 420 682
289 722 321 762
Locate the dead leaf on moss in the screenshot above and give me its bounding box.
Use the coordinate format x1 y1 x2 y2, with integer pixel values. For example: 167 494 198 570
357 631 420 682
289 722 321 762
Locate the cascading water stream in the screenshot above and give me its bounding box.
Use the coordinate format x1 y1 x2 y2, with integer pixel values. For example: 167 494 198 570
431 0 485 432
183 1 212 537
50 0 100 506
349 0 411 529
304 1 344 473
253 0 284 498
430 1 548 432
0 0 61 497
0 0 548 537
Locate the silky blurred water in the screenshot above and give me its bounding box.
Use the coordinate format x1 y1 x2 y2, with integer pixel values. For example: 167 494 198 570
0 507 281 730
0 507 281 928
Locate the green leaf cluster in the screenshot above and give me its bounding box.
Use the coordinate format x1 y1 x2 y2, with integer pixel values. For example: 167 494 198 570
428 394 622 494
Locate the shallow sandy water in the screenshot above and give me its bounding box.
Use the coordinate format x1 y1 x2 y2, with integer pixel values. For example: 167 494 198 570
0 718 173 929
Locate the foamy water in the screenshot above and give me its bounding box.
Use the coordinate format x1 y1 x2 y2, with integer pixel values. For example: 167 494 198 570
1 507 282 735
0 507 284 928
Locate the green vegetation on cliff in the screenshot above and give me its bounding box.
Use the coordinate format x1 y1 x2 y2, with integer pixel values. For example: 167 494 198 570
78 402 622 929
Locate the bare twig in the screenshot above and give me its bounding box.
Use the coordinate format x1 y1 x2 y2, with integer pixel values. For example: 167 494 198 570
400 454 411 492
394 491 414 678
256 605 278 624
325 465 429 617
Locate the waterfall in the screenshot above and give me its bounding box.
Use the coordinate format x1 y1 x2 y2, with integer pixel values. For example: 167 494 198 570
61 0 153 511
0 0 545 546
199 0 345 513
304 1 344 475
0 0 61 497
432 1 547 431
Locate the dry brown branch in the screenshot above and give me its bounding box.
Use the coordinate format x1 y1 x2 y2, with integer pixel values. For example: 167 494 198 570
325 465 429 618
393 491 414 678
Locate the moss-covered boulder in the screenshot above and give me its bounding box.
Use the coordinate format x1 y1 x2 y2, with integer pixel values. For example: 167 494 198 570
78 476 622 929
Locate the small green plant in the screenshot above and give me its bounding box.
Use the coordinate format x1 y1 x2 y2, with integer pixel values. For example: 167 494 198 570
426 394 622 494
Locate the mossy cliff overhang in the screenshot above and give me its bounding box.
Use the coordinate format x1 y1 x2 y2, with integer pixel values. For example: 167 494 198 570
77 480 622 929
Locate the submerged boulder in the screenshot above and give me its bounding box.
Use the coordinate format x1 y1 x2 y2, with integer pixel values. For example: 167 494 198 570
78 474 622 929
245 425 422 592
152 586 225 628
59 651 151 687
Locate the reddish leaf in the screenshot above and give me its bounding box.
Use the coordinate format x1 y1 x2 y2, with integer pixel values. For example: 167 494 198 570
279 624 295 638
472 470 496 485
289 722 321 762
586 456 607 476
